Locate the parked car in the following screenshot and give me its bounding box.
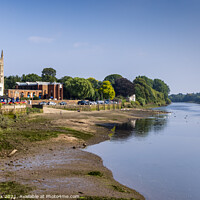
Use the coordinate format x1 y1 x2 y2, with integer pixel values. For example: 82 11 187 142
96 100 104 104
78 100 88 105
47 101 57 105
39 101 47 105
85 101 90 105
59 101 67 105
89 101 97 105
105 100 111 104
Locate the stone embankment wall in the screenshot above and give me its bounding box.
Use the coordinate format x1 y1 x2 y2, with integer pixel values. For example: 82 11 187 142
49 103 122 111
0 104 26 114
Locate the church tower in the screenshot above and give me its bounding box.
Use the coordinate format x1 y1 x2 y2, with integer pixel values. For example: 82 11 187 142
0 50 4 96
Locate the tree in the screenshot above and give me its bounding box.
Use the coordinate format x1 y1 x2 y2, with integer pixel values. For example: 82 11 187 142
104 74 123 85
139 76 153 88
133 76 170 106
87 77 103 100
21 73 42 82
114 78 135 97
87 77 101 89
98 81 115 100
153 79 170 99
58 76 72 84
41 67 57 82
4 75 21 90
58 76 73 99
67 77 94 99
169 93 200 104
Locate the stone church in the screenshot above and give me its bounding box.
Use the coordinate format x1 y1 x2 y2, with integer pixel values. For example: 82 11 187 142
0 50 4 96
1 50 63 100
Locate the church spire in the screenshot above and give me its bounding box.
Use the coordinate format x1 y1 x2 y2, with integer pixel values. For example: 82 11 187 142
1 50 3 59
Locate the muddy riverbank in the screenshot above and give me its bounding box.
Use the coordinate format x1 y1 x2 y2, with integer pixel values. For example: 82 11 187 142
0 108 163 199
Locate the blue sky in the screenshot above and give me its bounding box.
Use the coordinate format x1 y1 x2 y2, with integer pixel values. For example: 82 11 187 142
1 0 200 94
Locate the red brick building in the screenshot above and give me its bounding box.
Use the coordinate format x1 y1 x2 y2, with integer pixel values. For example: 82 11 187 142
6 82 63 100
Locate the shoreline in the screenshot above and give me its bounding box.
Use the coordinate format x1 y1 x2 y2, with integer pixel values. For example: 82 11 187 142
0 108 165 199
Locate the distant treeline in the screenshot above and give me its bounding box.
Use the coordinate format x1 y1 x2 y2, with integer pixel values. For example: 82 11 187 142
169 93 200 103
5 67 171 106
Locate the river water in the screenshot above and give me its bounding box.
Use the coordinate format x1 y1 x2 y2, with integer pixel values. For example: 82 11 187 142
85 103 200 200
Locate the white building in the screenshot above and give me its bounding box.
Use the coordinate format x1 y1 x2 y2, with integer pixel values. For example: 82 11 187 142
126 94 136 102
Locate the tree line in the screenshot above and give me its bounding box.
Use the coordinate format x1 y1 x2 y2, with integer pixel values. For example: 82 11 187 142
4 67 171 106
169 93 200 103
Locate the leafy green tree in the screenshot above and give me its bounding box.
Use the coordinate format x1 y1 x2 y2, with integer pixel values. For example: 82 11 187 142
114 78 135 97
87 77 101 89
57 76 72 84
153 79 170 99
139 76 154 88
41 67 57 82
67 77 94 99
4 75 21 89
21 73 42 82
133 77 167 105
104 74 123 85
58 76 73 99
98 81 115 100
87 78 103 100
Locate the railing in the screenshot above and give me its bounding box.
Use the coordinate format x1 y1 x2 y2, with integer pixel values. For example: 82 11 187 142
49 103 122 111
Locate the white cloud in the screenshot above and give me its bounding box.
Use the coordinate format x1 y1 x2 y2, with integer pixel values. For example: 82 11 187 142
73 42 89 48
28 36 54 43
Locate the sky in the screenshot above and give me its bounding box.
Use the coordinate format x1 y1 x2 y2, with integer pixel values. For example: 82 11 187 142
1 0 200 94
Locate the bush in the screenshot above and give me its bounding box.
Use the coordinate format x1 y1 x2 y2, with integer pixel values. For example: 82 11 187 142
114 95 125 101
121 99 126 107
130 100 140 107
166 98 171 105
137 97 146 106
21 97 30 100
33 96 40 100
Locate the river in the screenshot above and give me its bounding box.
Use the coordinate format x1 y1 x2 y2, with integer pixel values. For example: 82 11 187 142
85 103 200 200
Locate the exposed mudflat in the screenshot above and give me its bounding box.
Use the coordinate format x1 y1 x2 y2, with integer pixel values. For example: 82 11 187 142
0 108 163 199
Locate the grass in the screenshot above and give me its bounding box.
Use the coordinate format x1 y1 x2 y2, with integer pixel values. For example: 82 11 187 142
0 133 13 151
0 111 95 155
112 185 128 193
0 112 93 155
26 107 43 114
58 127 93 140
26 116 49 123
14 130 60 142
88 171 103 177
0 181 32 197
0 127 93 153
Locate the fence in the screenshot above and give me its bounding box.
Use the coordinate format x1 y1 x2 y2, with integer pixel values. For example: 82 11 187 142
49 103 122 111
30 100 79 105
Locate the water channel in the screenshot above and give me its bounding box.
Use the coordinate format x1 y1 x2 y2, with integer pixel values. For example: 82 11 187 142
86 103 200 200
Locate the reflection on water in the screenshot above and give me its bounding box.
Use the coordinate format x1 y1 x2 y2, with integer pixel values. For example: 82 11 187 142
111 116 168 141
